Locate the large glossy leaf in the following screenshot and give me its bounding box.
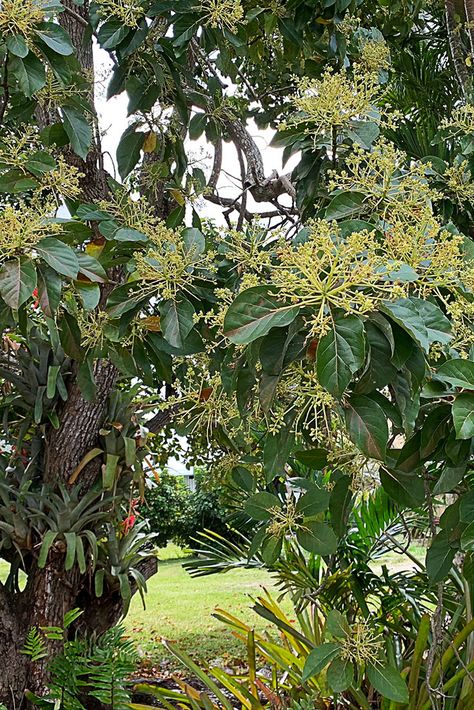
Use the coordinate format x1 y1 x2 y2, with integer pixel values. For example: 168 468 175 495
36 238 79 278
9 52 46 97
302 643 341 681
34 23 74 55
295 488 330 517
316 314 365 397
367 663 409 703
116 128 145 179
436 359 474 389
37 264 62 317
296 521 338 555
77 253 107 283
327 657 354 692
62 107 92 160
452 393 474 439
381 297 451 352
426 530 456 582
6 34 28 58
324 191 365 220
244 492 281 521
379 468 425 507
97 20 131 49
160 298 195 349
345 394 388 460
0 257 37 309
223 286 299 344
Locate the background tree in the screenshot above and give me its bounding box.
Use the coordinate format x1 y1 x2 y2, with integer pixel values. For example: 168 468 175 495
0 0 473 705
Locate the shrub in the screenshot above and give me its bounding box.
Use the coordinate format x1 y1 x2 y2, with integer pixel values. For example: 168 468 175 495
144 469 233 549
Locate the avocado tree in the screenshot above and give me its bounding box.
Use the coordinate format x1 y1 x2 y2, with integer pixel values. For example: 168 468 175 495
0 0 472 702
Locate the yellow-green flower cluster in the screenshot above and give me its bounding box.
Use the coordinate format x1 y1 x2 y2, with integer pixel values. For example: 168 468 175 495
359 39 390 74
441 104 474 134
267 499 304 539
0 130 83 200
285 67 379 138
274 363 335 441
200 0 245 33
0 0 44 40
156 359 241 442
218 225 272 274
39 157 83 200
96 0 145 27
444 161 474 205
0 199 62 261
328 140 440 224
77 309 110 351
340 620 383 666
272 221 396 335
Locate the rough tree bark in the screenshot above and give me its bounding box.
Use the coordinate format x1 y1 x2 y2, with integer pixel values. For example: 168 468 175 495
0 1 156 704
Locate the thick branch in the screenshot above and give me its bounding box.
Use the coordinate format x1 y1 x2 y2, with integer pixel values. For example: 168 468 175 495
445 0 471 95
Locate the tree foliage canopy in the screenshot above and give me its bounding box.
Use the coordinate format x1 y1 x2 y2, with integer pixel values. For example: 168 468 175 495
0 0 474 702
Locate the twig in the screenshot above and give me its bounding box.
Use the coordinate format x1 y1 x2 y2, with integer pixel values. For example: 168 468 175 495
0 59 9 125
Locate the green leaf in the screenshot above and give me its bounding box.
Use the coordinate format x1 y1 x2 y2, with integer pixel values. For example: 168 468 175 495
0 257 37 309
326 610 350 639
59 312 84 361
327 657 354 693
244 492 281 521
452 393 474 439
367 664 409 703
76 253 107 283
325 191 365 220
64 532 76 570
34 22 74 55
98 20 131 49
302 643 341 681
25 151 56 176
223 286 299 344
77 358 97 402
114 227 147 242
316 314 365 398
230 467 255 493
436 359 474 389
294 449 328 469
261 535 282 565
380 469 425 508
103 453 120 490
329 475 354 537
461 521 474 551
296 521 338 555
62 107 92 160
37 264 62 317
38 531 58 568
75 281 100 310
345 394 388 460
182 227 205 255
116 128 145 179
36 238 79 278
295 488 330 517
381 298 451 353
426 530 456 583
9 52 46 96
263 418 294 483
434 465 466 495
160 298 195 349
6 34 28 57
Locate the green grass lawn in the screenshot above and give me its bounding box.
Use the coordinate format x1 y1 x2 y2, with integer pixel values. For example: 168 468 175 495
127 549 286 670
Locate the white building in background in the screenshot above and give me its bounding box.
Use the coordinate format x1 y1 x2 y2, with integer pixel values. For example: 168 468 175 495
167 456 195 491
